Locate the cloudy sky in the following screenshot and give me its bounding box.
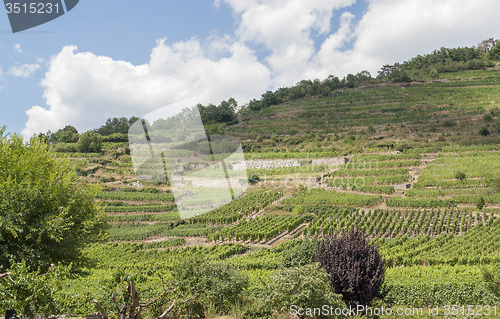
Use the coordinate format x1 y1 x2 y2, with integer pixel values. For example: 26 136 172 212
1 0 499 137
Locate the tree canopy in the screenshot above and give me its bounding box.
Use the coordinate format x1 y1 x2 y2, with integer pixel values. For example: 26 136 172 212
43 125 80 144
0 128 107 271
77 130 103 153
96 116 140 136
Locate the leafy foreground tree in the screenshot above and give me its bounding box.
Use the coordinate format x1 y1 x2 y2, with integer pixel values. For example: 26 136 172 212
256 263 345 319
0 128 107 271
0 259 70 318
316 227 388 308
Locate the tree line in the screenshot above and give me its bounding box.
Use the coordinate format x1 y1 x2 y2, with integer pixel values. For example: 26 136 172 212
37 97 239 150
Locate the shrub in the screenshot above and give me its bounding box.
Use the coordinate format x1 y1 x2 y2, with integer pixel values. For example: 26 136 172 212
52 142 78 153
281 237 317 268
97 175 115 183
429 68 439 79
482 264 500 300
455 171 466 182
480 126 490 136
442 119 456 128
492 177 500 193
138 187 160 193
77 131 103 153
484 114 494 122
477 197 486 210
248 172 260 185
264 263 345 318
395 143 411 152
316 227 388 308
172 257 248 316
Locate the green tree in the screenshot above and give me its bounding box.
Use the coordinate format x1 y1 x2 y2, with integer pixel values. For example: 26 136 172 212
489 40 500 61
96 117 138 136
77 130 103 153
389 69 411 83
49 125 79 144
227 97 238 113
345 73 356 88
356 70 372 83
263 263 345 319
0 130 107 271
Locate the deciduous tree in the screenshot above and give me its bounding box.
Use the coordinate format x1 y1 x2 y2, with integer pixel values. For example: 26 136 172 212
0 128 106 271
77 130 103 153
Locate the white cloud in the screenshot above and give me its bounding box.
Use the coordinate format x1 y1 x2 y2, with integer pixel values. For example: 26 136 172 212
8 64 40 78
228 0 356 86
221 0 500 83
22 41 271 137
348 0 500 75
13 44 22 53
22 0 500 137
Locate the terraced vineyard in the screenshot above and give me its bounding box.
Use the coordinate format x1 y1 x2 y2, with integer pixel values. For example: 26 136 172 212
18 65 500 317
407 149 500 204
47 68 500 248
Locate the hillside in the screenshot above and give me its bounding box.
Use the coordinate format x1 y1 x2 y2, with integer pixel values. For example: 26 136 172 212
10 58 500 317
50 66 500 245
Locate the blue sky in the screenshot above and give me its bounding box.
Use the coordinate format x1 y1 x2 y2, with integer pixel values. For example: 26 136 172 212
1 0 499 137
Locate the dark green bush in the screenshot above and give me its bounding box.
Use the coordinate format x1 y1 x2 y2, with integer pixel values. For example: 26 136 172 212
480 126 490 136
